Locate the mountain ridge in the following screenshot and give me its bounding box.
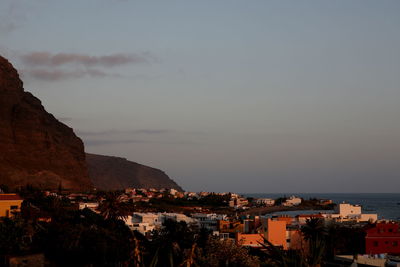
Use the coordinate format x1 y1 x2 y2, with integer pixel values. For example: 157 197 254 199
0 55 92 190
86 153 183 191
0 55 183 192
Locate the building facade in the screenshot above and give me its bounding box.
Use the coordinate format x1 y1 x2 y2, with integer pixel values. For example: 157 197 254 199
365 222 400 254
0 194 23 217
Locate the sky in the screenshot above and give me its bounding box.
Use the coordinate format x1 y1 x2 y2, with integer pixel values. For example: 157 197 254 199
1 0 399 193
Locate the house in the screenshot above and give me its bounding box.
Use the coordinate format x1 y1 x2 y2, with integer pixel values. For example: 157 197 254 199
254 198 275 206
282 196 302 206
365 222 400 255
162 213 197 225
192 213 228 231
295 214 324 225
236 233 264 247
323 203 378 222
259 218 288 249
229 197 249 209
125 213 162 234
336 202 361 217
0 194 23 217
125 212 197 235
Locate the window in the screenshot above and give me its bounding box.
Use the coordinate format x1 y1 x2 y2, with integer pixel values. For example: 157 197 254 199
373 241 379 247
393 241 398 247
10 205 18 210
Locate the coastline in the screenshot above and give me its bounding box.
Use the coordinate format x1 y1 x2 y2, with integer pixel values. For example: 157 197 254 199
239 204 334 216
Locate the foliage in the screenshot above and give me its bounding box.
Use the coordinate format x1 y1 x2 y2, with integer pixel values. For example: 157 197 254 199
97 191 129 221
0 216 32 255
0 190 369 266
198 237 259 267
37 210 133 266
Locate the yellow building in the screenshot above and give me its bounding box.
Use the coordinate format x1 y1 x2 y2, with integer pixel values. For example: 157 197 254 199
0 194 23 217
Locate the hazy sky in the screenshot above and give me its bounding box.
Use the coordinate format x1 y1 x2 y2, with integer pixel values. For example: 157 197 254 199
1 0 399 193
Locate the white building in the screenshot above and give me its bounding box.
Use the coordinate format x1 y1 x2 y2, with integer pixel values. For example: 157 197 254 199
322 203 377 222
229 197 249 209
125 212 197 235
162 213 197 225
336 203 362 217
283 196 302 206
254 198 275 206
192 213 228 231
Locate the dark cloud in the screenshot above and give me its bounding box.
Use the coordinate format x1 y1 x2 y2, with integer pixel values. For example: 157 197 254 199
20 52 152 67
23 68 121 81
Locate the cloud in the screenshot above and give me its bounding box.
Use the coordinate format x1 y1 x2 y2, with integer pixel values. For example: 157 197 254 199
134 129 170 134
20 52 152 67
83 138 199 146
79 129 202 147
76 129 169 136
58 117 73 122
84 139 149 146
17 51 156 81
23 68 121 81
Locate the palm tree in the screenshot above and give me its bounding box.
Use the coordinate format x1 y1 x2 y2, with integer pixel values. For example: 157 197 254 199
179 243 198 267
97 192 128 221
259 236 308 267
301 218 327 267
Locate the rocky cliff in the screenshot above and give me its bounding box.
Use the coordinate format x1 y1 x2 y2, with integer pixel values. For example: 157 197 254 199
0 56 92 190
86 153 183 191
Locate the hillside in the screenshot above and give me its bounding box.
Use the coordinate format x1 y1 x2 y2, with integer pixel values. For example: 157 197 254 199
86 153 183 191
0 55 92 190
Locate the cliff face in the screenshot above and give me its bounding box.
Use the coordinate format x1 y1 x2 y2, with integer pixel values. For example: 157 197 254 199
86 153 183 191
0 56 92 190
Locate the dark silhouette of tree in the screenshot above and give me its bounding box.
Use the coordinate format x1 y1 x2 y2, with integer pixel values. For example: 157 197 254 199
258 236 308 267
301 218 328 267
198 237 259 267
98 192 129 221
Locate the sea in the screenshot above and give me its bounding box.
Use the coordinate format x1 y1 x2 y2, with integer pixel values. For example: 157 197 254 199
243 193 400 221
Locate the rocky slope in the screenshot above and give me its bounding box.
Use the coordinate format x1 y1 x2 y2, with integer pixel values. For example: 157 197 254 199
0 55 92 190
86 153 183 191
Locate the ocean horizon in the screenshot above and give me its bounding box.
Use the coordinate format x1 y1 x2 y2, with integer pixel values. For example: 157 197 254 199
242 193 400 221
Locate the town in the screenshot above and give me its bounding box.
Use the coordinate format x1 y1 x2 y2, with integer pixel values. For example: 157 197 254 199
1 187 399 266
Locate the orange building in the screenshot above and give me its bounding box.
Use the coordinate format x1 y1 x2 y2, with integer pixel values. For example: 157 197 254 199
0 194 23 217
236 233 264 247
276 215 293 224
218 220 244 233
287 229 304 250
262 218 288 249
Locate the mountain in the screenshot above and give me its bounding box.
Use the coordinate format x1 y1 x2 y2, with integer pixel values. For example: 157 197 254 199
0 55 92 190
86 153 183 191
0 55 183 192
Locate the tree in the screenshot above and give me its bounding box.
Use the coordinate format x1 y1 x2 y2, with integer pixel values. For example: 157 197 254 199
97 192 129 221
198 237 259 267
301 218 327 267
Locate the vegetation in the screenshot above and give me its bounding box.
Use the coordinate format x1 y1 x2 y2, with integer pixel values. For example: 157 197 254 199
259 218 366 267
0 188 366 266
